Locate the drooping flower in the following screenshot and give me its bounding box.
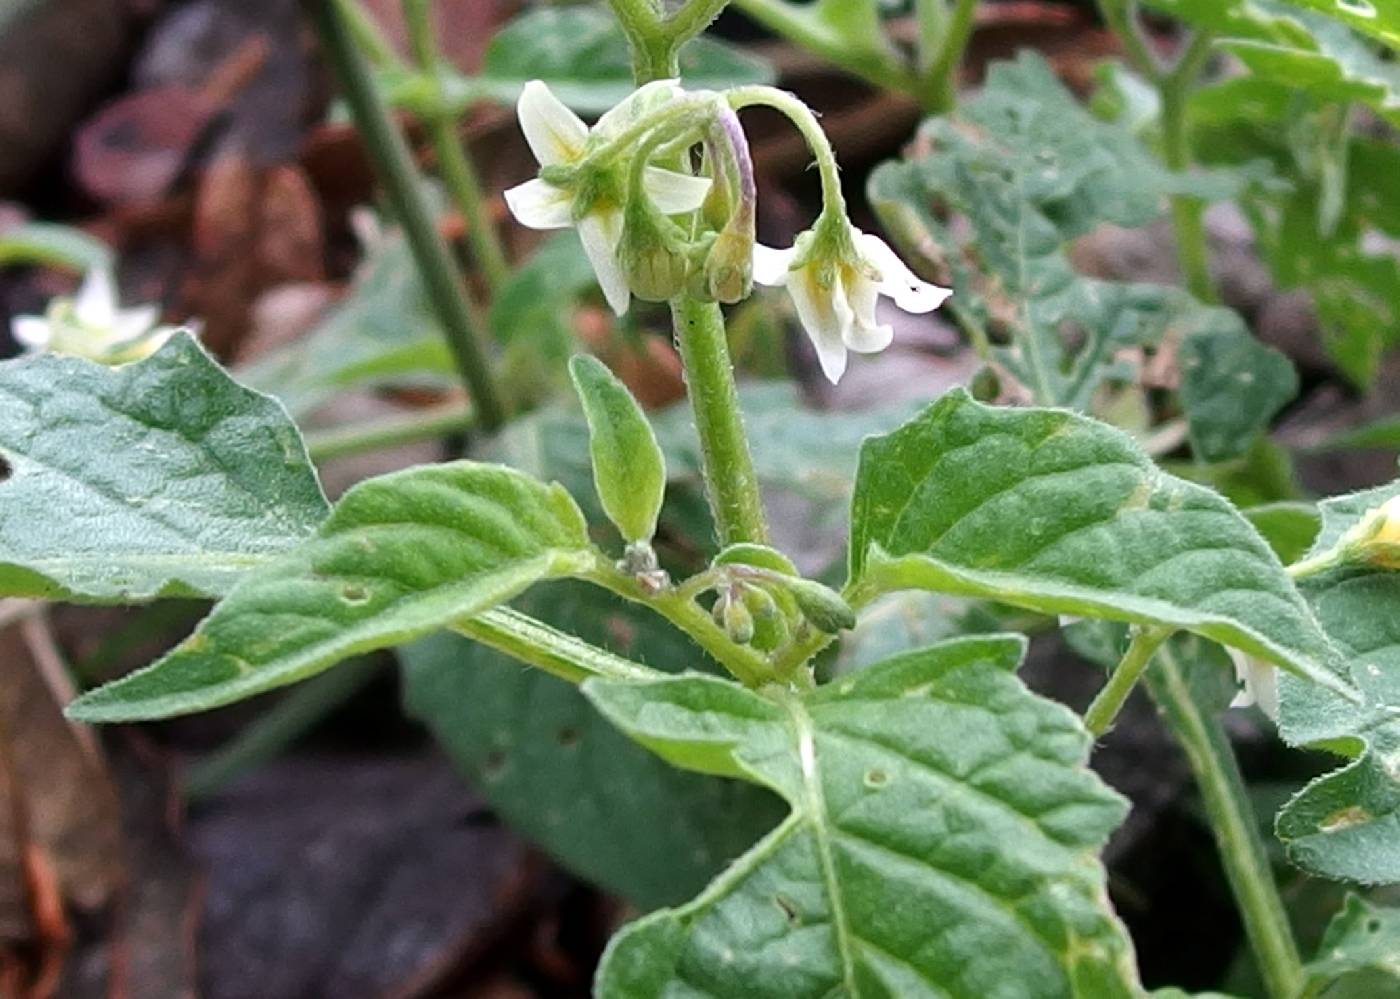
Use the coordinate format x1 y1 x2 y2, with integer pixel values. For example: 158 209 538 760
1228 649 1279 721
753 222 950 383
10 268 182 365
503 80 712 316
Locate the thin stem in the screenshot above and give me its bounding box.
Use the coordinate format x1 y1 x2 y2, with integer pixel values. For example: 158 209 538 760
914 0 949 78
729 0 917 96
727 85 844 215
453 608 662 684
401 0 511 295
184 658 380 802
1160 30 1218 303
1083 625 1171 736
303 0 507 430
587 557 773 686
922 0 977 114
666 0 731 47
671 297 770 547
304 399 474 463
1143 643 1305 999
333 0 402 69
1096 0 1161 81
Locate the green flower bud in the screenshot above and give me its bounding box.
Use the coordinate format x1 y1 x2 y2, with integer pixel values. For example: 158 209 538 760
722 593 755 645
620 201 690 303
703 222 754 304
786 578 856 634
741 584 788 652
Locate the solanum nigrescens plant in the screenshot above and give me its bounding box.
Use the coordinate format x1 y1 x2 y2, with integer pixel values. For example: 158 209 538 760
0 0 1389 994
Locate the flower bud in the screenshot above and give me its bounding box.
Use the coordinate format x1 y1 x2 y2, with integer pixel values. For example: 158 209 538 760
702 222 754 304
620 202 689 303
722 594 755 645
786 578 856 634
741 584 788 652
1355 495 1400 569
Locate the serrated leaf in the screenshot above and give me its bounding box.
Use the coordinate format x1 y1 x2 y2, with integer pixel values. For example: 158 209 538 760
67 461 594 722
1275 480 1400 884
1304 894 1400 995
570 354 666 544
1178 309 1298 463
589 635 1143 998
847 388 1346 695
871 53 1261 415
0 334 327 602
401 581 782 911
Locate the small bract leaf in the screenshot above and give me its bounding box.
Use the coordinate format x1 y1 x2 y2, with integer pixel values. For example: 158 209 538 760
569 354 666 544
0 333 328 602
588 635 1144 997
67 461 594 722
848 388 1346 694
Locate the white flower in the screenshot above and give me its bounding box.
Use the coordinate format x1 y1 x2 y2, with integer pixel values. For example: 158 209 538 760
753 226 950 384
503 80 712 316
11 268 182 365
1228 649 1279 721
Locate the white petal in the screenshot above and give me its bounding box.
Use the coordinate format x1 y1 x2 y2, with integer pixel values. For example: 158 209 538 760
11 315 51 350
847 270 881 333
845 317 893 354
857 231 951 314
1229 650 1279 721
503 178 574 229
578 209 630 316
788 265 852 384
518 80 588 166
752 244 795 287
74 268 119 327
642 167 711 215
111 304 161 341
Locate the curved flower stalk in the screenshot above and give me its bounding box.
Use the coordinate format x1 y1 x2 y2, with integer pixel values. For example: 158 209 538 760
504 80 712 316
10 268 186 365
754 221 951 383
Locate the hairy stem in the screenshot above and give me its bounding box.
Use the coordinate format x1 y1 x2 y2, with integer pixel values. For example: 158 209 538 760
1096 0 1161 80
671 297 769 547
730 0 916 94
666 0 731 46
303 0 507 430
1144 643 1305 999
1083 625 1171 736
453 608 663 684
304 399 474 463
1160 31 1217 303
727 85 844 216
402 0 511 295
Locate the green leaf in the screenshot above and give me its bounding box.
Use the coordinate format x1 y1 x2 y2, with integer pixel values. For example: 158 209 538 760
871 52 1260 414
0 333 327 602
66 461 594 722
1178 309 1298 463
238 229 454 417
472 8 773 114
1275 480 1400 884
1304 894 1400 995
569 354 666 544
847 388 1347 694
1278 0 1400 52
401 581 783 911
1245 501 1321 564
589 635 1142 997
0 222 113 272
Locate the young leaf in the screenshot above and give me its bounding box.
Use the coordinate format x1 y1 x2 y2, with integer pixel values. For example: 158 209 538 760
67 461 594 722
1303 894 1400 994
402 581 783 911
848 389 1347 694
1275 481 1400 884
589 635 1144 997
1285 0 1400 50
569 354 666 544
0 333 328 602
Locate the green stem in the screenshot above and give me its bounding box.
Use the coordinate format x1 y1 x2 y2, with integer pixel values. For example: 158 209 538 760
1083 625 1171 736
303 0 507 430
333 0 402 69
304 399 474 463
1096 0 1161 80
666 0 732 47
401 0 511 295
184 658 380 801
729 0 917 95
727 85 844 216
1160 30 1218 303
914 0 949 77
453 608 662 684
671 297 769 547
921 0 977 114
1144 643 1305 999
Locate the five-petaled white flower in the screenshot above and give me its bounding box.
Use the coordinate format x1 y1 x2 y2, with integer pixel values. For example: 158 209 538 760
753 226 951 384
11 267 182 365
504 80 712 316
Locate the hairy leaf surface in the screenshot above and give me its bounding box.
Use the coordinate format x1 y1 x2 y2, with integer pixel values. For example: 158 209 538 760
68 462 593 721
1304 894 1400 994
590 635 1143 998
0 334 327 602
848 389 1344 693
